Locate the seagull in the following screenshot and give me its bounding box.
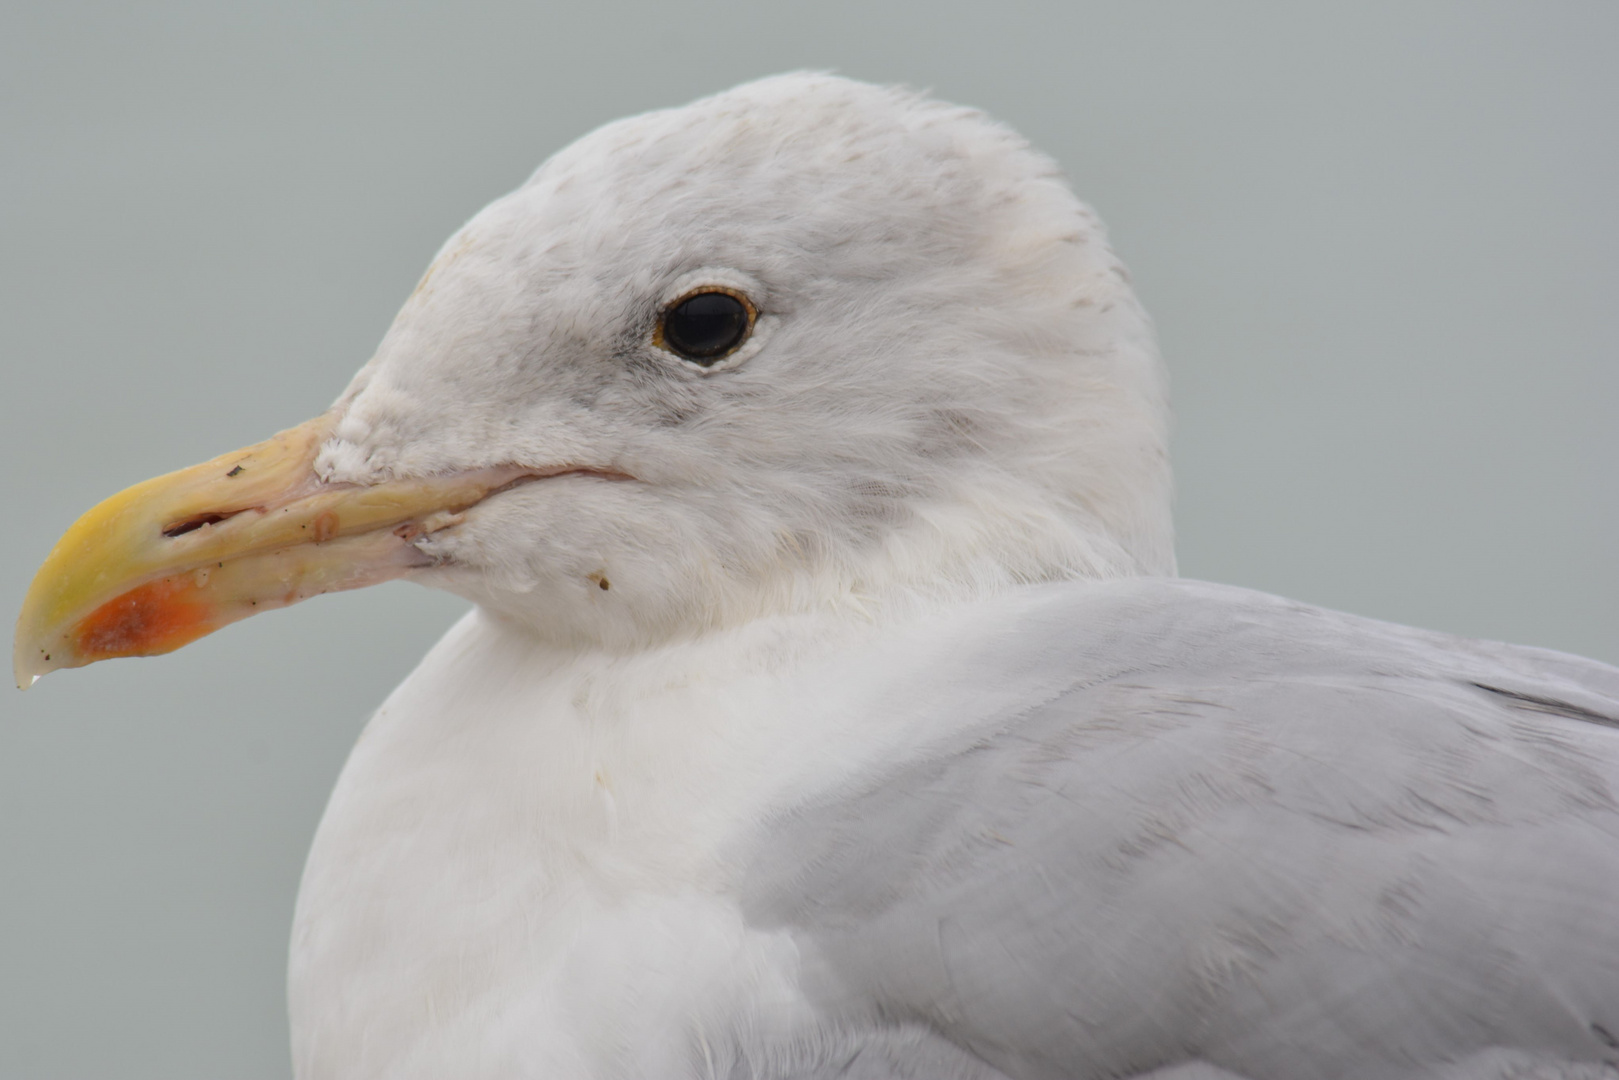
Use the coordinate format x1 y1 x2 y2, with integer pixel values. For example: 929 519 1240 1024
15 73 1619 1080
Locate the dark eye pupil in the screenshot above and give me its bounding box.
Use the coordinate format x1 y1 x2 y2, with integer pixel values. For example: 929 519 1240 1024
662 292 749 364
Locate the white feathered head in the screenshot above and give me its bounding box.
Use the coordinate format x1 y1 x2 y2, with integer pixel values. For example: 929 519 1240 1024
18 73 1172 679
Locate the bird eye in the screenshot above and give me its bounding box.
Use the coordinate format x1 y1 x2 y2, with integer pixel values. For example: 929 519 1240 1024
655 289 755 366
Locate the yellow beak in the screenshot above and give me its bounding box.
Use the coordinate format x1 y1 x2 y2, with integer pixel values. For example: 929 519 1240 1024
14 413 529 689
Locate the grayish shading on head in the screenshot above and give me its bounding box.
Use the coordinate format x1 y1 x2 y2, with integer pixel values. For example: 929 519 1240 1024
317 73 1174 648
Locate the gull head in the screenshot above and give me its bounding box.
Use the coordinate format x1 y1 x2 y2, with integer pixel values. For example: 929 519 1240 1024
16 73 1172 680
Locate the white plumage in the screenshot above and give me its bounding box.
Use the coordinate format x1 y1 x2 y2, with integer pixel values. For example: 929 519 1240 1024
278 75 1619 1078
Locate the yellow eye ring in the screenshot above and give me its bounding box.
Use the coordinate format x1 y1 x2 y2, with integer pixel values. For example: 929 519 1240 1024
653 287 757 365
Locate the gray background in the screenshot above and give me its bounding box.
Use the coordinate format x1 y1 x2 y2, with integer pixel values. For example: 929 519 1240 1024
2 2 1614 1076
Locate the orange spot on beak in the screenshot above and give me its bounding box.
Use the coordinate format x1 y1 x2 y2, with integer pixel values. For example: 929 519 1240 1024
311 509 339 543
72 577 219 661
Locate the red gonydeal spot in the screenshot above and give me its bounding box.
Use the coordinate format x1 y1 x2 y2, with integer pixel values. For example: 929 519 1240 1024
73 577 217 659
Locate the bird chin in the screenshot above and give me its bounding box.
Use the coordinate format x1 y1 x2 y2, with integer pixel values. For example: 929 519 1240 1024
408 562 608 648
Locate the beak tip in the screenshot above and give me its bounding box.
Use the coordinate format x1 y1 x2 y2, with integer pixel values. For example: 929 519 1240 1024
13 639 46 690
12 614 62 689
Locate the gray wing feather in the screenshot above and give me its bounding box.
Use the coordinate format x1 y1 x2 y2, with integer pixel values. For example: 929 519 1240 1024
740 579 1619 1080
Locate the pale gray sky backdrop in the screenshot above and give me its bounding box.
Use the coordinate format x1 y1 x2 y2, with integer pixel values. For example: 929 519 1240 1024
2 2 1615 1077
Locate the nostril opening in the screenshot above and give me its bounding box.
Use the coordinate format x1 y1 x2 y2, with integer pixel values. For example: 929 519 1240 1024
161 512 240 538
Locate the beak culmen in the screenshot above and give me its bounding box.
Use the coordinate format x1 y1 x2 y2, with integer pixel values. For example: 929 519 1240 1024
14 414 528 688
